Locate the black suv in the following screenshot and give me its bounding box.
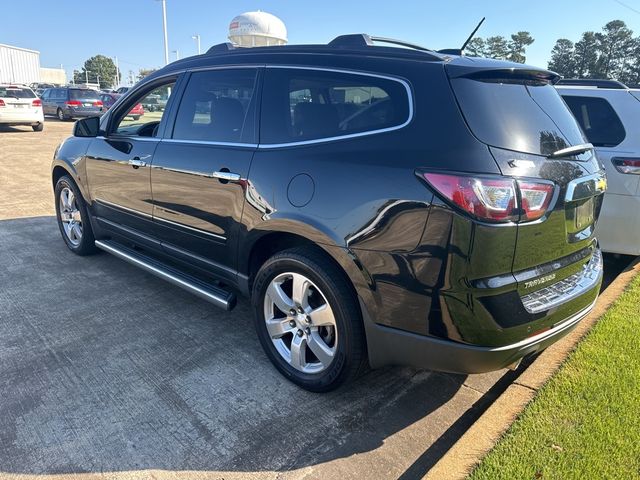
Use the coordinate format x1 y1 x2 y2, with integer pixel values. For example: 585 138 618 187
51 35 606 392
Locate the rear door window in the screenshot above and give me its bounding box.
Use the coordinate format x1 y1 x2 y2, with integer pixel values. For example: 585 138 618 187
260 68 411 145
172 68 258 143
450 77 586 156
561 96 626 147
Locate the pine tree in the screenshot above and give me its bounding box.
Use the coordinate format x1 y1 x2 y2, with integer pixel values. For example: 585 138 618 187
508 31 535 63
548 39 576 77
485 36 509 60
574 32 599 78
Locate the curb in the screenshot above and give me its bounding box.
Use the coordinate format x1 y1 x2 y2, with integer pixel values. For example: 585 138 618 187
424 256 640 480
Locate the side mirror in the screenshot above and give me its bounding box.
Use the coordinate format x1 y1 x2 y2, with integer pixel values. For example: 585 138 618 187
73 116 100 137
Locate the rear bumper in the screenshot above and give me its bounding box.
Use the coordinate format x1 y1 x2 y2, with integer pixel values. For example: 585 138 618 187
361 284 599 374
0 111 44 124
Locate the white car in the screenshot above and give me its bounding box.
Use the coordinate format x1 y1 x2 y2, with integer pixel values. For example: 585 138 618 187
557 79 640 256
0 84 45 131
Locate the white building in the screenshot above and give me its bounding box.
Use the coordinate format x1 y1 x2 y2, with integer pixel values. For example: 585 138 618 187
0 44 40 84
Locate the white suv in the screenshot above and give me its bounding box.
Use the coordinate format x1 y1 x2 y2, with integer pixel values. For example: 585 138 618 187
557 80 640 256
0 84 45 132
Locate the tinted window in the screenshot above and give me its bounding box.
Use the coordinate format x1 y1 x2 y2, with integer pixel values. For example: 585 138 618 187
451 78 587 156
561 96 626 147
113 81 175 137
69 89 100 101
0 87 35 98
261 68 411 144
172 69 257 143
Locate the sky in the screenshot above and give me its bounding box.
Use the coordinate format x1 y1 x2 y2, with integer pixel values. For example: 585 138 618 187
3 0 640 84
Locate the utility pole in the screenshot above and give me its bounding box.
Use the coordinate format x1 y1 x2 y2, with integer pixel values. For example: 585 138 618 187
159 0 169 65
192 34 201 55
85 69 88 85
172 50 180 61
113 56 120 87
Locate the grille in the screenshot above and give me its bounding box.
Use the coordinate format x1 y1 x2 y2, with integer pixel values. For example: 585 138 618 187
521 249 602 314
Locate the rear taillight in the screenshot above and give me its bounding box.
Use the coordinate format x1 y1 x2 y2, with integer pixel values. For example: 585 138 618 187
93 100 103 106
0 99 5 107
65 100 82 106
421 173 555 224
517 181 555 221
32 99 42 107
612 157 640 175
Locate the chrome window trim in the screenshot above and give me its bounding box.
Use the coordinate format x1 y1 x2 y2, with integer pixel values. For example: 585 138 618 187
161 138 258 148
258 65 415 149
95 135 161 143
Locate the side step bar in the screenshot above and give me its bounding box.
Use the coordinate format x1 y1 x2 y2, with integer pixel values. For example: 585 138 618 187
95 239 237 311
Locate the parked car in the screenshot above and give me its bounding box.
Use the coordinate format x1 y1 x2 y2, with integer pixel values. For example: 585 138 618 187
41 87 103 121
115 87 130 94
99 92 144 120
51 34 606 392
0 84 44 131
557 79 640 256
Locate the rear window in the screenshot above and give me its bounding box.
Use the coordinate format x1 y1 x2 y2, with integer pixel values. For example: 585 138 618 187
0 87 35 99
260 68 411 145
69 89 100 101
451 78 586 156
561 96 626 147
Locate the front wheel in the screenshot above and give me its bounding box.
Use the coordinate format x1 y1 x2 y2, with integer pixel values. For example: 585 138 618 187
54 175 98 255
252 247 367 392
32 122 44 132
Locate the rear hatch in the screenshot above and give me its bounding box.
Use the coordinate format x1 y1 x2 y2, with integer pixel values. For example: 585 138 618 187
69 89 102 111
0 86 39 115
447 63 605 291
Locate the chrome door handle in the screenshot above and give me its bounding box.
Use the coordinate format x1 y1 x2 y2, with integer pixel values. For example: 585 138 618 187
212 171 241 182
128 159 147 168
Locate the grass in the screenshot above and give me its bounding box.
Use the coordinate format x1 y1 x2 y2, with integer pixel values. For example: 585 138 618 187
469 273 640 480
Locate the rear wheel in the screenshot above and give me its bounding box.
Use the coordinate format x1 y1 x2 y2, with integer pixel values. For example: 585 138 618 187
56 108 66 121
32 123 44 132
54 175 97 255
252 247 367 392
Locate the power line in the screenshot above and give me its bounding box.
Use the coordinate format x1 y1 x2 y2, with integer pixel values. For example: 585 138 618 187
612 0 640 15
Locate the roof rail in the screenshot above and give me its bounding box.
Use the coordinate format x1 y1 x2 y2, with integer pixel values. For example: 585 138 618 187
206 42 236 54
556 78 628 89
328 34 433 53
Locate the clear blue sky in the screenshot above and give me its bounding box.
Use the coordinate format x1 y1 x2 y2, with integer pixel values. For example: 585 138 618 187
4 0 640 83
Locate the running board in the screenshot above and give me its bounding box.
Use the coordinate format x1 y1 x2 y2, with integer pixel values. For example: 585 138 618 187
95 239 237 311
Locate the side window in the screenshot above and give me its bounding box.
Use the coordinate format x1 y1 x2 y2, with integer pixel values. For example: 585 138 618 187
113 81 176 137
261 68 411 144
562 95 626 147
172 69 257 143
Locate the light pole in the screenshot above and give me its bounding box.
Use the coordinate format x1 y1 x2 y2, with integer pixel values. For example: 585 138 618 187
96 74 101 88
192 34 201 55
158 0 169 65
172 49 180 61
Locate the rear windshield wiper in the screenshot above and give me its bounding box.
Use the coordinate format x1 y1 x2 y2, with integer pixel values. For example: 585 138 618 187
547 143 594 159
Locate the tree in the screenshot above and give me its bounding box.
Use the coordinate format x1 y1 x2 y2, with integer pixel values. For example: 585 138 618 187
465 38 486 57
507 31 535 63
573 32 599 78
485 36 509 60
137 68 158 81
548 39 576 77
73 55 119 89
594 20 634 78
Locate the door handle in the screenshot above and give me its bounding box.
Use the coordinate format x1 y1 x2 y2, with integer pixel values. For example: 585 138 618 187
212 171 241 182
128 157 148 168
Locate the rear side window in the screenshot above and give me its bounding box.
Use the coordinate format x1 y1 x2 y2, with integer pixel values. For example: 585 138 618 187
561 96 626 147
451 78 586 156
172 69 257 143
0 87 35 98
69 89 100 101
260 68 411 145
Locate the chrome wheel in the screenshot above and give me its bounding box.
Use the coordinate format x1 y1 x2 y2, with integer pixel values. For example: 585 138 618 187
59 187 83 246
263 272 338 374
57 109 64 121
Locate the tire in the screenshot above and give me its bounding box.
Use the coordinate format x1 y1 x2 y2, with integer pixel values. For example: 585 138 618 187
252 247 367 392
131 115 140 121
54 175 98 256
56 108 66 121
32 123 44 132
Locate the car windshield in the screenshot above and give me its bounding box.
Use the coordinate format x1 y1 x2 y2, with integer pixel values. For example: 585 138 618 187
69 89 100 101
0 87 35 99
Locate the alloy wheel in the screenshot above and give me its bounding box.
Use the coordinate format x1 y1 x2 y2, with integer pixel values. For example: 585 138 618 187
59 187 83 246
263 272 338 374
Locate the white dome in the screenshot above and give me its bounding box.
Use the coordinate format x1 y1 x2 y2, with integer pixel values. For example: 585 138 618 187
228 11 287 47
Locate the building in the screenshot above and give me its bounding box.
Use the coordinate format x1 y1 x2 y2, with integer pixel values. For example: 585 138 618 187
0 44 40 84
